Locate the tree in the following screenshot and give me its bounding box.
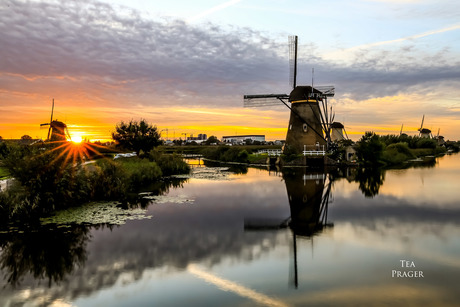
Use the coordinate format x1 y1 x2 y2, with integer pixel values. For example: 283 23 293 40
204 135 219 145
112 120 162 155
21 135 32 140
356 131 384 165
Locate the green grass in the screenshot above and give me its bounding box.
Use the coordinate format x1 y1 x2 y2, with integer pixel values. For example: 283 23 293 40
0 166 9 179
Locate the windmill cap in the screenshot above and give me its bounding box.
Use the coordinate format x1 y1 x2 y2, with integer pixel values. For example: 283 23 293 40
420 128 431 133
289 86 323 102
330 122 344 128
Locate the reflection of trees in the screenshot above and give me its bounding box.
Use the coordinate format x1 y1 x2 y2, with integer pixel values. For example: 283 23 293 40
354 167 385 198
0 225 91 287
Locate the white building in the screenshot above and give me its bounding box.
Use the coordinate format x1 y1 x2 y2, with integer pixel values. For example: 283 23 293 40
222 135 265 144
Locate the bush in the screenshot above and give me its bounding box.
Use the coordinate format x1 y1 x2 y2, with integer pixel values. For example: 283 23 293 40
0 144 166 221
381 142 415 165
356 132 384 165
201 146 250 163
146 149 190 176
416 138 437 149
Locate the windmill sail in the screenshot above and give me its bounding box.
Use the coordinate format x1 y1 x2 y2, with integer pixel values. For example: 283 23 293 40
289 35 298 89
243 94 289 107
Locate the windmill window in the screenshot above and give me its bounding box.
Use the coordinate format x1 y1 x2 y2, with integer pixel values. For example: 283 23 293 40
302 123 308 133
289 124 292 130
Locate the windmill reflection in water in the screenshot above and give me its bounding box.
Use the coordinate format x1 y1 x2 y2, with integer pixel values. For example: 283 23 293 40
244 169 333 288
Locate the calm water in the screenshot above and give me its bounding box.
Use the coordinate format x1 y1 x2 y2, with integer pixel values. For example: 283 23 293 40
1 154 460 306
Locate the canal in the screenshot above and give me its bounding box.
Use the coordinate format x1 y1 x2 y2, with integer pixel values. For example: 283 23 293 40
1 154 459 306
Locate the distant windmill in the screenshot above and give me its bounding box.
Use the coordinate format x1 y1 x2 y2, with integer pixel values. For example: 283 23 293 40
244 36 335 153
329 122 349 142
435 128 445 145
418 115 432 138
40 99 72 142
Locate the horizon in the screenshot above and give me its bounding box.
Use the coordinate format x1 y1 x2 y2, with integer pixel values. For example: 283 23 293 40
1 0 460 142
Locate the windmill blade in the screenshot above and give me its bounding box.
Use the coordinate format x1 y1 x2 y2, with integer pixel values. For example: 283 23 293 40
289 35 298 89
65 126 72 141
47 125 52 140
400 124 404 135
419 114 425 130
315 86 335 97
50 99 55 123
243 94 289 108
40 123 50 127
343 126 350 140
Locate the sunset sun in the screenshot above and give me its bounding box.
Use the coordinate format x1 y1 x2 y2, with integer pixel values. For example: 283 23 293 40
71 135 83 143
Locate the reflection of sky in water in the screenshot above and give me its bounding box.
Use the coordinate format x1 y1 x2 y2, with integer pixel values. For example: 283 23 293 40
1 155 460 306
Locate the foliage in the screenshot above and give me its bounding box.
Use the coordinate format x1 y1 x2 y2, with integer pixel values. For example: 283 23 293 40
0 141 9 158
146 149 190 176
201 145 250 163
0 225 89 287
281 144 301 163
415 138 437 149
381 142 415 165
204 135 219 145
0 166 9 179
355 132 384 165
112 119 162 155
21 135 32 140
354 167 385 198
0 142 184 222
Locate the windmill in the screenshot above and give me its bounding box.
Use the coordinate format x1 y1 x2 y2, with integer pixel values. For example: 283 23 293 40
435 128 445 145
244 36 335 154
418 115 432 138
329 122 348 142
40 99 72 142
244 170 333 288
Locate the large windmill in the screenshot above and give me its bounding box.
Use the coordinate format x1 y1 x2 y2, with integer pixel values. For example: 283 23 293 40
418 115 432 138
244 36 335 154
40 99 72 142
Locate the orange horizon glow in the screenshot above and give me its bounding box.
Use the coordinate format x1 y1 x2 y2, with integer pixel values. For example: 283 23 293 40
1 94 460 142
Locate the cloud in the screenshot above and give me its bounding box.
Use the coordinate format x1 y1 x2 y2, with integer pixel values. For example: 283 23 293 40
0 0 285 103
1 0 459 110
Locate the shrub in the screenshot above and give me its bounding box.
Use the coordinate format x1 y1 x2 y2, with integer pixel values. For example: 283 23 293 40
416 138 437 149
147 149 190 176
356 132 384 165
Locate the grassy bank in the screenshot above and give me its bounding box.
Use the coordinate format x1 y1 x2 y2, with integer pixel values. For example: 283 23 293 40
0 166 8 179
0 143 190 223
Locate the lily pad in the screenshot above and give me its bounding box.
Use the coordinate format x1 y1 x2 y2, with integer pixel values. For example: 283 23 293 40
40 201 152 226
174 167 232 180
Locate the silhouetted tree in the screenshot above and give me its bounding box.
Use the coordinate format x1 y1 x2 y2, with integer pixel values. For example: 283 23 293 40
112 119 162 155
20 135 32 140
356 131 384 165
204 135 219 145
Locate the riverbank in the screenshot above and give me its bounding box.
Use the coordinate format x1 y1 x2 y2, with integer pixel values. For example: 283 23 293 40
0 143 190 224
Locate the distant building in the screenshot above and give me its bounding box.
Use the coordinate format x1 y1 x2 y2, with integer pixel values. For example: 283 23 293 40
222 135 265 144
186 134 207 143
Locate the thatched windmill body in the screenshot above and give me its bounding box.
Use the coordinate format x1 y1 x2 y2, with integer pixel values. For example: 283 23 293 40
244 36 335 154
40 99 72 142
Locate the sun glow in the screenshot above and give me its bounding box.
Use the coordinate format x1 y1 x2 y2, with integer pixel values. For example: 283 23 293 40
71 135 83 143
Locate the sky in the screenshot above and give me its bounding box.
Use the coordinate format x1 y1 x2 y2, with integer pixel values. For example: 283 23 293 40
1 0 460 141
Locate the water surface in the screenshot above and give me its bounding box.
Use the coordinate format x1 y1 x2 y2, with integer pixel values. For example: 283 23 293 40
1 154 459 306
